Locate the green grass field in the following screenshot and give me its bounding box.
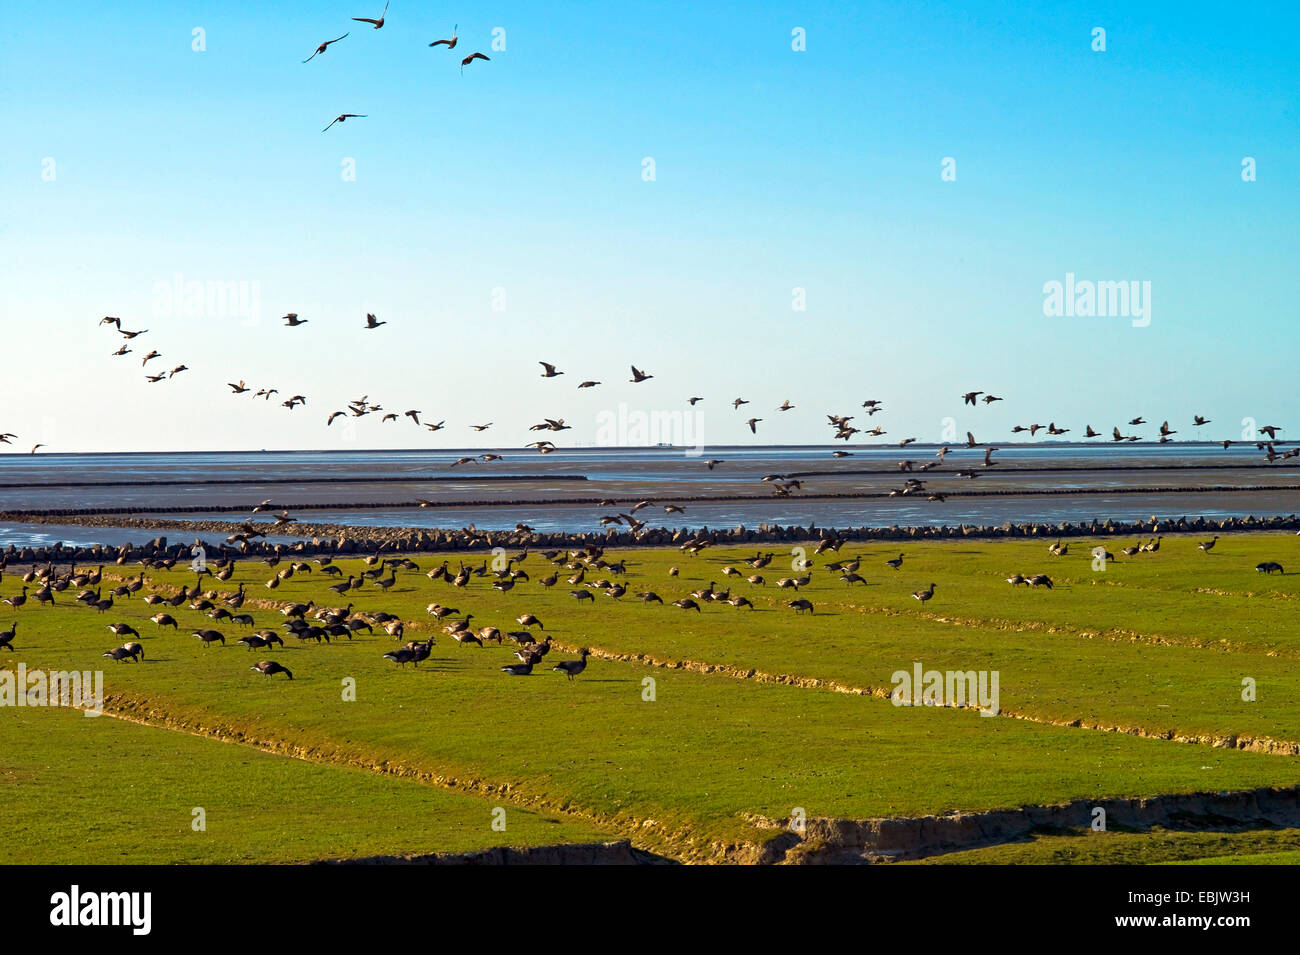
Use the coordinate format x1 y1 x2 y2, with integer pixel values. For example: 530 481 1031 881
3 530 1299 863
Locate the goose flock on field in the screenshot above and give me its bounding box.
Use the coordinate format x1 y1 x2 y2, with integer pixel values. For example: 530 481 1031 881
0 518 1289 692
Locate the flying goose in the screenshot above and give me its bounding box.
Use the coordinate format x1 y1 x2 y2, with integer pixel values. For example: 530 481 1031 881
352 1 389 29
324 113 368 132
630 365 653 383
429 25 458 49
304 32 348 62
461 51 490 73
539 361 563 377
363 312 386 328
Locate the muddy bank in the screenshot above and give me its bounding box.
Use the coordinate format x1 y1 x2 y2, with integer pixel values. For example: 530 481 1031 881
3 510 1300 565
749 785 1300 863
316 840 675 865
4 482 1300 517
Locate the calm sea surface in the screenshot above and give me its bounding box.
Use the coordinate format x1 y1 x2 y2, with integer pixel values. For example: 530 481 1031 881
0 445 1296 547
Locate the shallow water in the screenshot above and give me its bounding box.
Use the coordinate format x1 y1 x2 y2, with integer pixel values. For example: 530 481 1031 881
1 445 1297 546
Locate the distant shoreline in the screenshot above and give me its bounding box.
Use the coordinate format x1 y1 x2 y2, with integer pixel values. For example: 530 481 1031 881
0 440 1266 458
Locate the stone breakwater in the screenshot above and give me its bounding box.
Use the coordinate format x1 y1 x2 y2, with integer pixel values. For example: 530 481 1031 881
2 510 1299 565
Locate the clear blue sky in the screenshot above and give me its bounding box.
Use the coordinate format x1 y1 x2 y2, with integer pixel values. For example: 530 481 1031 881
2 1 1296 452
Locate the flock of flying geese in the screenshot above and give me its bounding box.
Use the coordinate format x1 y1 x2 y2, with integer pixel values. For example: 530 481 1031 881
86 316 1296 510
308 3 491 134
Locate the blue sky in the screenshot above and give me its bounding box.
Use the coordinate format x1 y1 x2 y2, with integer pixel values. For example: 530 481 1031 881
2 1 1296 452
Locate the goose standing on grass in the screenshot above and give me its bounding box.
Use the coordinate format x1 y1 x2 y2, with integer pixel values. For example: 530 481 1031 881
912 583 937 603
251 660 293 680
382 648 416 667
193 629 225 648
501 660 533 676
0 622 15 651
788 598 814 614
1198 536 1219 554
552 650 590 681
885 554 904 570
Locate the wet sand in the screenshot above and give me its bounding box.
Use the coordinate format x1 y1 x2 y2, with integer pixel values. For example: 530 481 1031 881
0 444 1297 548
